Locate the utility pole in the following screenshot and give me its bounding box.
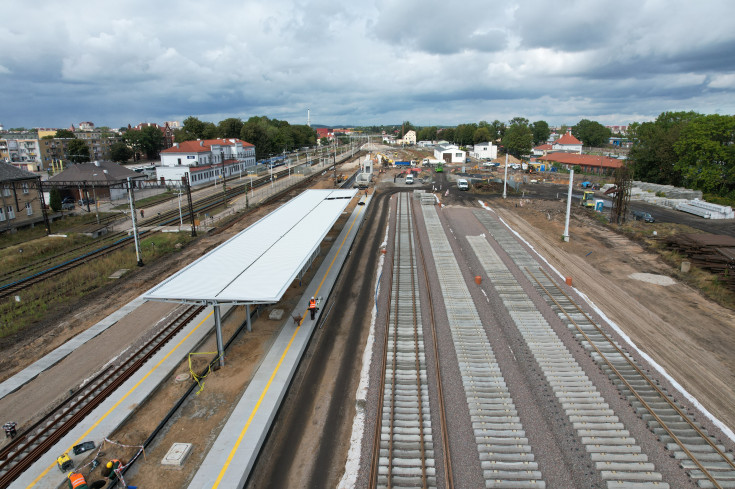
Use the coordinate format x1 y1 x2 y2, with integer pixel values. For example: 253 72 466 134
563 169 574 242
127 177 144 267
185 174 196 237
220 150 227 207
37 177 51 235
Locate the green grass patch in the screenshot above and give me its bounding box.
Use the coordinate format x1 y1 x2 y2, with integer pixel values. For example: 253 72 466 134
0 231 194 339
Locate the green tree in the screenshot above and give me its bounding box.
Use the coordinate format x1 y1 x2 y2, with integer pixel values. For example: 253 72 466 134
455 123 478 146
629 111 700 186
202 123 218 139
138 126 164 160
673 114 735 195
110 141 134 163
417 126 437 141
66 139 90 163
474 126 492 143
55 129 75 138
440 127 455 142
490 120 506 141
573 119 611 147
501 118 533 157
530 120 550 145
176 116 207 142
400 121 415 137
218 118 244 139
49 188 62 212
320 137 330 146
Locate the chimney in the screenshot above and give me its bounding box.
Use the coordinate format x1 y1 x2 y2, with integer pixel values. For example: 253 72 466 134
174 142 179 148
199 141 204 147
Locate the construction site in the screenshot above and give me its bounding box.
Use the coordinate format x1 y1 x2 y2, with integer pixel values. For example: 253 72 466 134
0 144 734 489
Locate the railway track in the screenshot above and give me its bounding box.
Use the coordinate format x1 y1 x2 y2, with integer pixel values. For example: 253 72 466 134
371 192 438 488
474 209 735 489
0 165 307 299
422 203 546 488
0 305 204 488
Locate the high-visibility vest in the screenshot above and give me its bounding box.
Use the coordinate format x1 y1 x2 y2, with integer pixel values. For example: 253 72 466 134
309 299 316 309
69 473 87 488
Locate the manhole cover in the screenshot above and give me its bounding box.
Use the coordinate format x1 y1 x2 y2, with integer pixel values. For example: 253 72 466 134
175 373 190 382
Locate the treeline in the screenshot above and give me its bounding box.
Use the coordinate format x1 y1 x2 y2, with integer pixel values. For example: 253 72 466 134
363 118 611 159
175 116 318 160
629 112 735 200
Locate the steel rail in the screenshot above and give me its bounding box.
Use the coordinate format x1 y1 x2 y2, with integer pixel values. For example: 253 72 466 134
527 266 727 489
0 305 204 488
411 196 454 489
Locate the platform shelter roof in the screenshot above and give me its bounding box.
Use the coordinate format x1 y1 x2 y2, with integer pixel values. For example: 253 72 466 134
144 188 357 305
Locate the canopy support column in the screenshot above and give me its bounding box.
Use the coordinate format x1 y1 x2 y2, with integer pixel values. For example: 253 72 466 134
246 304 252 332
213 303 225 367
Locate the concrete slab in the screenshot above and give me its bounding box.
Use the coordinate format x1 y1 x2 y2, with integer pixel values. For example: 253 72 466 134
162 443 193 467
0 296 147 400
187 195 372 489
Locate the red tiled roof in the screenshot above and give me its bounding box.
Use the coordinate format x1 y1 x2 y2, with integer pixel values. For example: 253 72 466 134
161 138 254 154
555 131 582 145
534 144 553 150
538 152 623 169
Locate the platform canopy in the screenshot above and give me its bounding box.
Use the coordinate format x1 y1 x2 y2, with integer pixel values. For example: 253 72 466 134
144 188 357 305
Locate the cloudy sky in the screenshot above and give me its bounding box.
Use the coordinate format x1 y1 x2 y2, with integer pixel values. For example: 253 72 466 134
1 0 734 130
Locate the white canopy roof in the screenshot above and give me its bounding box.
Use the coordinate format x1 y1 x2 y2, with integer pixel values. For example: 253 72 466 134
144 188 357 304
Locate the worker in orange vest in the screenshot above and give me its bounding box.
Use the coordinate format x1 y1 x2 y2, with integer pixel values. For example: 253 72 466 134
308 297 317 320
66 471 88 489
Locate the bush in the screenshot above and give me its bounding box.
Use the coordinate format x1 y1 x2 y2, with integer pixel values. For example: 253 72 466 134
49 188 62 212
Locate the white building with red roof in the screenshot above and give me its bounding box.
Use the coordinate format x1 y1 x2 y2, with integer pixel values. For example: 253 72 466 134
531 143 553 157
551 130 583 154
157 138 256 186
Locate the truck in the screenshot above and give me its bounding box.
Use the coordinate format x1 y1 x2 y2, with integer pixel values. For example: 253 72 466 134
457 179 469 191
354 171 372 189
435 162 444 173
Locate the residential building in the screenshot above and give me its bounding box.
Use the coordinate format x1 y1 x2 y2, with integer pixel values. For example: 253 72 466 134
316 128 333 141
75 130 120 161
532 143 553 157
471 141 498 160
537 152 623 175
78 121 95 131
132 122 176 149
38 138 72 174
157 138 256 187
0 162 46 232
2 137 43 171
551 130 583 154
47 160 145 202
434 144 466 164
397 130 416 145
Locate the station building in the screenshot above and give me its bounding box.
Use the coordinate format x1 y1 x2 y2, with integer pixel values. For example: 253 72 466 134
157 139 256 187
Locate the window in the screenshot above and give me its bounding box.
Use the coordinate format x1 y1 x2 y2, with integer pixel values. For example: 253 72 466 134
7 206 15 219
26 202 33 215
2 185 10 197
178 158 182 165
0 207 4 221
22 182 29 194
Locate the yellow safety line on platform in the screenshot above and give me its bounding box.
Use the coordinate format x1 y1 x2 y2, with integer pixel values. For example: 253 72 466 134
211 200 366 489
27 310 214 488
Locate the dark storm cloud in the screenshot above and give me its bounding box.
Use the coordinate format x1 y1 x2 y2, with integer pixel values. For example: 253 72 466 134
0 0 733 128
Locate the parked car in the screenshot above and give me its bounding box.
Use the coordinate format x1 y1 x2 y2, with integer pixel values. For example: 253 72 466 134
61 201 75 210
632 210 654 222
457 179 469 191
78 198 95 206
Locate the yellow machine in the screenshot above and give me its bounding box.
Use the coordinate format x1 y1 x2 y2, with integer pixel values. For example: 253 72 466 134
581 190 595 207
57 453 73 472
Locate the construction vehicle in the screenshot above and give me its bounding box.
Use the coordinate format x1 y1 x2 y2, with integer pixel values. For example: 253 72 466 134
581 190 595 207
435 162 444 173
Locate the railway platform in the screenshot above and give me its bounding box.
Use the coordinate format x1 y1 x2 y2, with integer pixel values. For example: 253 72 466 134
187 193 372 489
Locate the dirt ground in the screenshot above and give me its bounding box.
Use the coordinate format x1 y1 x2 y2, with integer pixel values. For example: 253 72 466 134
485 196 735 434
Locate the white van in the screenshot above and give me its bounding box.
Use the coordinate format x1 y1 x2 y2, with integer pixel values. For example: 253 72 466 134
405 174 414 185
457 178 469 191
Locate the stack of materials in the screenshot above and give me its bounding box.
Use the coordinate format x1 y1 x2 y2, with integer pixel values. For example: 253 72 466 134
675 199 735 219
665 233 735 289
